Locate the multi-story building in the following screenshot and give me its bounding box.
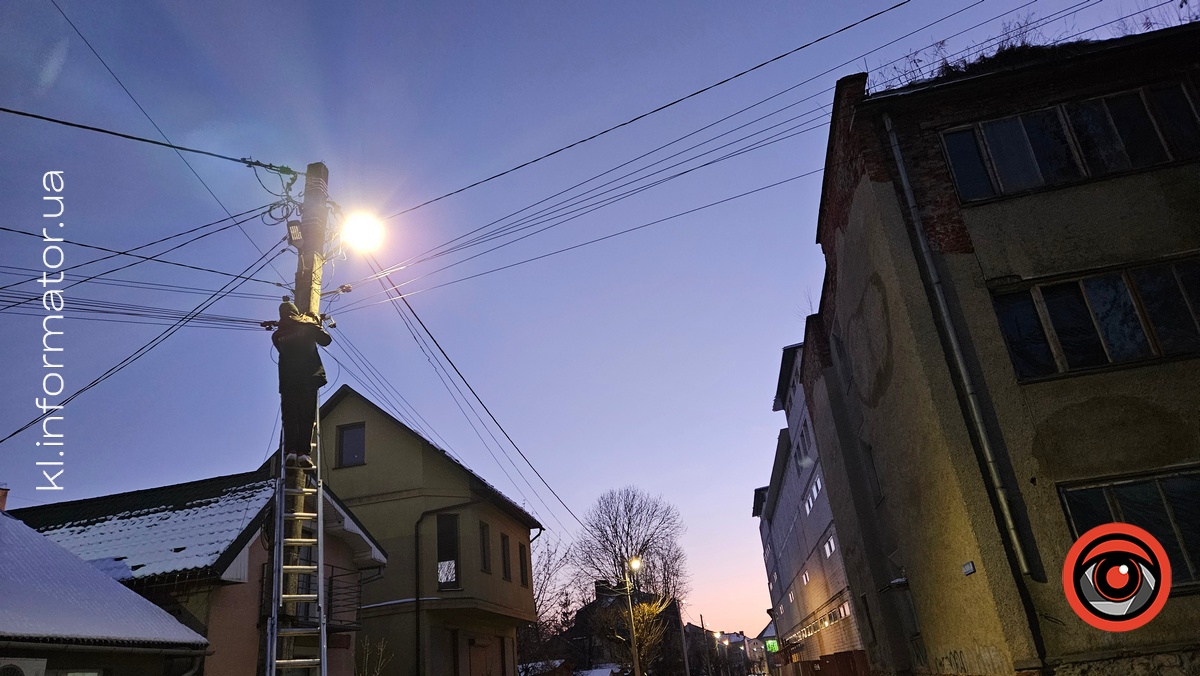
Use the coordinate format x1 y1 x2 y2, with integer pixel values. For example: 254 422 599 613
319 384 542 676
798 23 1200 676
754 343 867 676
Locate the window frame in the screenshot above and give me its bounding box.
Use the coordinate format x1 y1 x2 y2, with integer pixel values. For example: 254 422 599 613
1059 466 1200 588
436 513 461 591
335 422 367 468
993 256 1200 381
941 82 1200 202
501 533 512 581
519 542 530 588
479 521 492 574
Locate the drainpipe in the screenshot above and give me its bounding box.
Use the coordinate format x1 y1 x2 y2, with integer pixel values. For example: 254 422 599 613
180 656 203 676
414 499 482 675
882 112 1030 576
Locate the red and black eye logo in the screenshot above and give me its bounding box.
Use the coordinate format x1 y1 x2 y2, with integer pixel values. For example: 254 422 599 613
1063 523 1171 632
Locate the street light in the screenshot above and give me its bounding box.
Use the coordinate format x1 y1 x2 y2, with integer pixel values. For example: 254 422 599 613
340 211 384 253
624 557 643 676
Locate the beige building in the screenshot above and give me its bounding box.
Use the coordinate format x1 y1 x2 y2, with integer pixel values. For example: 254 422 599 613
798 23 1200 676
319 385 542 676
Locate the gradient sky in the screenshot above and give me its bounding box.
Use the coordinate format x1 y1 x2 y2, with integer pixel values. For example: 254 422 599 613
0 0 1160 635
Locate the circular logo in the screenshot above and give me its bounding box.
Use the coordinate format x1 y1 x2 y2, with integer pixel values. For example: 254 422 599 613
1063 523 1171 631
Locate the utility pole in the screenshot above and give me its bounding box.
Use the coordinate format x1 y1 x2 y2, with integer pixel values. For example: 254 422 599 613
701 614 713 676
266 161 332 676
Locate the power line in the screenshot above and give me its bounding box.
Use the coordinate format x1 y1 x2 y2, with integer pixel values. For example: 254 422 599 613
0 106 298 176
380 0 914 221
366 254 583 531
0 225 284 289
46 0 293 286
0 239 288 445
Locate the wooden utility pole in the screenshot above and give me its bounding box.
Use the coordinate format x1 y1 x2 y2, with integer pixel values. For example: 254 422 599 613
294 162 329 318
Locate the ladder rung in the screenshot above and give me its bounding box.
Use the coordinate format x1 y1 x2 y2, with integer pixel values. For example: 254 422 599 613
283 538 318 547
284 487 318 496
277 626 321 636
285 512 319 520
282 593 319 603
275 658 322 668
282 564 319 574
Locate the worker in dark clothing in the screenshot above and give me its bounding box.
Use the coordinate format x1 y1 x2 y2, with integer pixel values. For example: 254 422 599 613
272 299 332 468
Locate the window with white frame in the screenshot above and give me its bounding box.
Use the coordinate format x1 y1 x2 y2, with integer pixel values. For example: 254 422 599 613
943 82 1200 201
823 535 837 558
788 590 795 603
802 569 810 585
804 475 823 515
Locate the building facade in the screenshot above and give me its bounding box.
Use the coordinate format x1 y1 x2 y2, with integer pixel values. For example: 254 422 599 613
319 385 542 676
799 23 1200 676
755 344 867 675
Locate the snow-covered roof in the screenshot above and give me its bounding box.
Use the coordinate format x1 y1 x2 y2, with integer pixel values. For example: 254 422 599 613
13 468 274 581
0 512 208 648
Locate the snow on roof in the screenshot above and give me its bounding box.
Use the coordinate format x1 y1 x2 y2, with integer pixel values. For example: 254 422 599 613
0 512 208 647
12 468 274 581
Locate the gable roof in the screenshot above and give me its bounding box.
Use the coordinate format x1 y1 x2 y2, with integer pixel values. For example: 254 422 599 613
12 467 273 583
0 512 208 649
12 463 386 582
321 384 543 530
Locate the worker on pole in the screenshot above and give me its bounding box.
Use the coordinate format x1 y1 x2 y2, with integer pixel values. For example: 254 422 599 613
273 297 331 467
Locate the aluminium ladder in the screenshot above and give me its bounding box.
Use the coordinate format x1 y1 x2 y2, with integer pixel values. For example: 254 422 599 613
266 419 329 676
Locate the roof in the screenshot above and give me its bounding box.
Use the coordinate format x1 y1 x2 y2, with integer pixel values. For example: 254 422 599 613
772 343 802 412
864 22 1200 104
12 463 386 582
321 384 544 530
12 467 274 582
0 512 208 649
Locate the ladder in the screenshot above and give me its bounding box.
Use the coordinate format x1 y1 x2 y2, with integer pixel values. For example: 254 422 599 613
266 420 328 676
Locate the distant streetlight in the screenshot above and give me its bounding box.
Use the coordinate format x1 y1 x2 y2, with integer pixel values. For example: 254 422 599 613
625 557 643 676
340 212 384 253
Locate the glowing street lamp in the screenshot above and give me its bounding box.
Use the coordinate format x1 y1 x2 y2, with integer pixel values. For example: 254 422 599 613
340 211 384 253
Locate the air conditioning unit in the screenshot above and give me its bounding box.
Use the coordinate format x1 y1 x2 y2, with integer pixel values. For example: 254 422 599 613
0 658 47 676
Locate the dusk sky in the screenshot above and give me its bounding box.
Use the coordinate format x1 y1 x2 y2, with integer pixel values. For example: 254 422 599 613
0 0 1165 634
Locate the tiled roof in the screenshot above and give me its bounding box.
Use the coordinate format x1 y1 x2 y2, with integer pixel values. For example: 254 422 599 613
11 466 273 582
0 512 208 648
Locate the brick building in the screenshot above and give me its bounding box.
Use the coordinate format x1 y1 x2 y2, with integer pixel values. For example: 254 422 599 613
798 23 1200 676
754 343 867 674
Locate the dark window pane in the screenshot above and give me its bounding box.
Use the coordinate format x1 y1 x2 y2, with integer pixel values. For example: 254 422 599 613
1067 100 1131 175
1022 109 1082 184
993 292 1057 378
982 117 1042 192
1106 91 1168 168
519 543 529 587
943 129 995 200
1149 85 1200 160
1064 487 1112 535
1161 475 1200 581
338 424 366 467
437 514 459 589
480 522 492 573
1131 265 1200 355
1082 274 1151 362
1112 481 1189 584
1176 261 1200 322
501 533 512 580
1041 283 1108 369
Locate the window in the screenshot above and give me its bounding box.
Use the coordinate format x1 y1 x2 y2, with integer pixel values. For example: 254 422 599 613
823 535 837 558
944 83 1200 201
1061 468 1200 585
993 259 1200 380
437 514 460 590
519 542 529 587
501 533 512 581
788 590 795 603
804 475 824 514
802 570 810 586
480 521 492 574
336 423 366 467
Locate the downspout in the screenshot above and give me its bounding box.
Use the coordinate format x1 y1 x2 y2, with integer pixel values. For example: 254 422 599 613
882 112 1030 576
414 499 482 675
180 656 203 676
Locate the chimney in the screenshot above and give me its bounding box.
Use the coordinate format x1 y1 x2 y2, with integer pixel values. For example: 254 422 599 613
0 483 8 511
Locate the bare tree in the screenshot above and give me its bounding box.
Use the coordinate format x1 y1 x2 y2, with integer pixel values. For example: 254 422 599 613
592 596 672 673
355 636 393 676
518 535 577 671
570 486 691 602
